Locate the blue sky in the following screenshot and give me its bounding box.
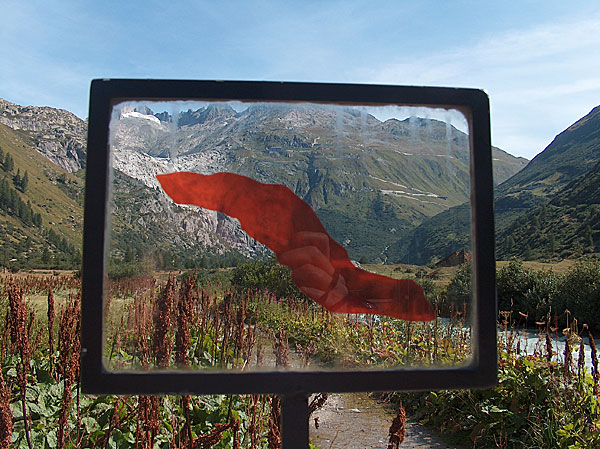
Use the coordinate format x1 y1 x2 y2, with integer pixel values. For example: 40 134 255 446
1 1 599 160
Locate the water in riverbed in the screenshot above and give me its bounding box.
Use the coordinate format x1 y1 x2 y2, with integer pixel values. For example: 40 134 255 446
500 327 596 368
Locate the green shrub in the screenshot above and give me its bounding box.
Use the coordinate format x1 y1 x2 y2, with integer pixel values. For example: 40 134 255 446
497 260 534 314
497 260 563 322
559 258 600 329
398 340 600 448
446 262 472 312
231 258 306 300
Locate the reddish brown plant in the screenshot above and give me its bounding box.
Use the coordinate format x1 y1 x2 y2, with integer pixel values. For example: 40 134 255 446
563 330 572 377
137 396 162 449
56 294 81 449
273 330 289 368
578 338 586 380
8 284 33 449
247 395 260 449
387 403 407 449
308 393 328 415
590 332 599 396
545 328 553 363
152 276 176 368
0 367 12 449
176 275 195 367
267 396 281 449
191 420 234 449
47 285 55 376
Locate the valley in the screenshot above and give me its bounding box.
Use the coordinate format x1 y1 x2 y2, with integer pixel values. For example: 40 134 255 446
1 95 600 449
107 100 525 266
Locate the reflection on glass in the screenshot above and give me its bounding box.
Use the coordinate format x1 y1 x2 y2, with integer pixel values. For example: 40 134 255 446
104 101 473 372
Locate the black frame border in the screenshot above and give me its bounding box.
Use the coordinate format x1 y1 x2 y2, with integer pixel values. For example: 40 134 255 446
82 79 497 395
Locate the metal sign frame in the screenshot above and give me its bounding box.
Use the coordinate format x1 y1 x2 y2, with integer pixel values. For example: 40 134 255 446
81 79 497 448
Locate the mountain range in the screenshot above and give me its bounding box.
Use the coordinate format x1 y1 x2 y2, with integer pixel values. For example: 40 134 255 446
109 101 524 263
1 96 598 270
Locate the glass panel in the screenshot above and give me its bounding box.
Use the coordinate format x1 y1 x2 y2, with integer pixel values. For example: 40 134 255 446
103 100 472 372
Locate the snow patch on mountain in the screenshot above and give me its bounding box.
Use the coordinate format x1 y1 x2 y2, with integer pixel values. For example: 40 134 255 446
122 111 162 125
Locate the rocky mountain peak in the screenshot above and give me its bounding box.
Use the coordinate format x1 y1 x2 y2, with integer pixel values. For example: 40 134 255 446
0 97 87 172
178 104 236 127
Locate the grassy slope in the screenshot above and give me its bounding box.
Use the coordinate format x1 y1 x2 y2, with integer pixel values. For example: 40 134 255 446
496 161 600 260
498 105 600 197
393 105 600 264
0 123 84 267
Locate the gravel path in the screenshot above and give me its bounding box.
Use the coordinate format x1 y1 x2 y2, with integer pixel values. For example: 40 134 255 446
309 393 461 449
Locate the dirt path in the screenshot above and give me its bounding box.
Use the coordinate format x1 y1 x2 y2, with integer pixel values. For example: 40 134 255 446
310 393 460 449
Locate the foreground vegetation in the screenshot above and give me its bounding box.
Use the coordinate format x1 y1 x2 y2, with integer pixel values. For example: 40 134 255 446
1 257 600 448
398 321 600 448
1 273 294 449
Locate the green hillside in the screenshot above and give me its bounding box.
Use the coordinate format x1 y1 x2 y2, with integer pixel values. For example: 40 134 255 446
499 105 600 197
385 202 472 265
497 160 600 260
0 124 83 270
393 105 600 264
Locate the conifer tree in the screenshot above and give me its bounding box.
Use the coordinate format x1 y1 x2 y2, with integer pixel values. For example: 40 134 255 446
584 225 594 247
21 171 28 192
13 168 21 188
548 233 556 254
3 153 14 172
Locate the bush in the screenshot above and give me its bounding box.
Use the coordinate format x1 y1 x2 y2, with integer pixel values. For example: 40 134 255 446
559 258 600 329
446 262 472 312
398 347 600 448
231 258 306 300
497 260 534 314
497 260 562 322
523 269 562 322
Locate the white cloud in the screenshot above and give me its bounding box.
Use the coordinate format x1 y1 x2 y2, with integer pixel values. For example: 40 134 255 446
1 2 599 156
362 15 600 159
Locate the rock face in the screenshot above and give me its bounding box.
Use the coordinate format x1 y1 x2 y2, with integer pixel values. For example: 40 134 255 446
110 170 268 260
0 98 87 172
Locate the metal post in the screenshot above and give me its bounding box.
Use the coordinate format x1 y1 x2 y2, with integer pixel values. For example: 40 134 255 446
280 393 309 449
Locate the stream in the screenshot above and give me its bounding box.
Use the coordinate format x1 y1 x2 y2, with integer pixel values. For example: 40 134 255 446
500 327 596 368
306 327 594 448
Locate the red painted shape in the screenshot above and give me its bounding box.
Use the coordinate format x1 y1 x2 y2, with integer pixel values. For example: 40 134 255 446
156 172 435 321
